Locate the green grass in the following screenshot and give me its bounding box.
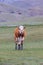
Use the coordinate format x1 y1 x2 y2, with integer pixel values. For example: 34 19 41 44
0 25 43 65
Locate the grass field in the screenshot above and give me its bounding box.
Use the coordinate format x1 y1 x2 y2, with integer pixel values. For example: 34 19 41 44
0 25 43 65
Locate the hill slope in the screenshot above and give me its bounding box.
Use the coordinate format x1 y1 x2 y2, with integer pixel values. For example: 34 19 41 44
0 0 43 26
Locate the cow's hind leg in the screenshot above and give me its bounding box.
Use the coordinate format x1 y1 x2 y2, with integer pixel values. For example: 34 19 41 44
21 42 23 50
18 44 21 50
15 44 17 50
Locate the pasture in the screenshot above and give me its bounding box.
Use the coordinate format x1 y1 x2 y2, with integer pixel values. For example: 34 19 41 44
0 25 43 65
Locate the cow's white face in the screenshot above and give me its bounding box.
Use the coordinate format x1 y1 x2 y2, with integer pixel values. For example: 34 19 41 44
19 26 24 33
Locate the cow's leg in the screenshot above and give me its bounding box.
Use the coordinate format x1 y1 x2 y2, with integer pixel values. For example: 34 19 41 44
21 41 23 50
15 43 17 50
18 44 21 50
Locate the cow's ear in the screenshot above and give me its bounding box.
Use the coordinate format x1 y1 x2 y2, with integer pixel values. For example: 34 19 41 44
24 26 26 29
17 26 19 29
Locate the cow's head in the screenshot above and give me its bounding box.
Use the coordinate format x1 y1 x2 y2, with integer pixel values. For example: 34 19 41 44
18 25 24 34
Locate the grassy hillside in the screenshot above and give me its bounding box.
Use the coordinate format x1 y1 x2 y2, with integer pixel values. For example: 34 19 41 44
0 15 43 26
0 25 43 65
0 2 43 26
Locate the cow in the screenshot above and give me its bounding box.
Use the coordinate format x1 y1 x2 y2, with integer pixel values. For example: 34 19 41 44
14 25 26 50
